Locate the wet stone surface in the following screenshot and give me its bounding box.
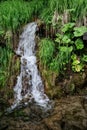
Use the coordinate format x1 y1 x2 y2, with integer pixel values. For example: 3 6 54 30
0 96 87 130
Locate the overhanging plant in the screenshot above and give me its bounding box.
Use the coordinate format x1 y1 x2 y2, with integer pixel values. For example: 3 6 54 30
74 26 87 37
55 22 87 72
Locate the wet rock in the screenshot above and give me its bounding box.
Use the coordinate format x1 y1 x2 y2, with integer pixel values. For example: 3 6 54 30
0 98 9 113
82 96 87 112
0 96 87 130
54 71 87 96
83 32 87 40
47 86 63 99
0 123 8 130
44 96 87 130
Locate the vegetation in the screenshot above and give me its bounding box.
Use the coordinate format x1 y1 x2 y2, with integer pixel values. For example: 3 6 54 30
0 0 87 36
0 0 34 33
0 46 13 88
0 0 87 90
0 0 87 34
39 23 87 73
39 38 55 67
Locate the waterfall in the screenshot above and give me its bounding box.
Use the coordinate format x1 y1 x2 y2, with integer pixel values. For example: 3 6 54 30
9 22 51 111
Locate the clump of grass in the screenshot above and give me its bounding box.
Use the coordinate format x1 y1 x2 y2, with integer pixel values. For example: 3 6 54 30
49 0 87 18
39 38 55 68
50 46 72 73
39 0 87 25
0 0 86 31
0 0 34 32
0 46 13 88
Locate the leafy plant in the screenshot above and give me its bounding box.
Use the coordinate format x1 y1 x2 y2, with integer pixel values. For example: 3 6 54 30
62 22 75 33
50 46 73 73
71 54 84 72
75 38 84 50
81 55 87 62
74 26 87 37
54 22 86 73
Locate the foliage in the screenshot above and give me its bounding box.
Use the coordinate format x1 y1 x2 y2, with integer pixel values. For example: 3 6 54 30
74 26 87 37
50 46 73 73
0 0 87 31
0 0 87 90
39 21 87 73
39 38 54 67
22 0 87 26
31 0 45 16
75 39 84 50
62 23 75 33
40 8 53 25
0 0 34 32
71 54 84 72
0 46 13 88
55 23 87 72
39 0 87 25
82 55 87 62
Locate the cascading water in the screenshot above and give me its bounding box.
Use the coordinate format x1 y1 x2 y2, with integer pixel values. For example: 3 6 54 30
9 22 51 111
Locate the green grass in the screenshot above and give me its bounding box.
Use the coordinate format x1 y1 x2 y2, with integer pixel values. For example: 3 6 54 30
0 0 87 32
39 38 55 68
0 0 34 32
49 0 87 17
0 46 13 88
39 0 87 24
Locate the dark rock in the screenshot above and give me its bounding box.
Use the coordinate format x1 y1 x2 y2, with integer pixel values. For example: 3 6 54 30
0 121 8 130
0 96 87 130
83 32 87 40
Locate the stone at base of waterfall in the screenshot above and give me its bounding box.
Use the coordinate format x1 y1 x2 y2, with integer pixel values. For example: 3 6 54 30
21 97 31 104
0 96 87 130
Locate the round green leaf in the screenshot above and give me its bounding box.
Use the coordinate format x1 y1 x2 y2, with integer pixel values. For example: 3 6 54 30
75 38 84 50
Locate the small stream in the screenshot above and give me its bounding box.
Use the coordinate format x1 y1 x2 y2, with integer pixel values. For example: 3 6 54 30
8 22 51 111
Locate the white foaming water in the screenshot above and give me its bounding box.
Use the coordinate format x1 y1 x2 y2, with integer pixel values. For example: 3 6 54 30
10 22 50 110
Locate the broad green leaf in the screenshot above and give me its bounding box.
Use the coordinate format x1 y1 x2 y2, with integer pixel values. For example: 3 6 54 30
59 46 73 52
62 35 71 44
74 26 87 37
75 64 83 72
72 60 80 65
62 22 75 33
71 54 77 60
75 38 84 50
82 55 87 62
